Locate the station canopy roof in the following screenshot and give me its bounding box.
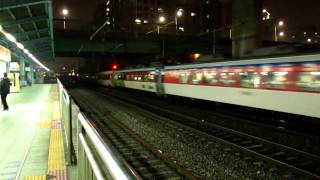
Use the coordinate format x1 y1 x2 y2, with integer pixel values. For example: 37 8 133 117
0 0 54 63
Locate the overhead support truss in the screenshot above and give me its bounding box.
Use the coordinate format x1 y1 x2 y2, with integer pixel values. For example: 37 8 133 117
0 0 54 64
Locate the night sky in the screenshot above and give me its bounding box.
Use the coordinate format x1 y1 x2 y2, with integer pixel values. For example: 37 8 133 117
264 0 320 35
53 0 320 36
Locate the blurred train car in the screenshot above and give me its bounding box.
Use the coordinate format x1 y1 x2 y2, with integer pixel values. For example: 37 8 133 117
97 71 113 87
96 54 320 118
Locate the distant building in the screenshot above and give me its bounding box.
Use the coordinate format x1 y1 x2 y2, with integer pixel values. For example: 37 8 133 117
93 0 231 36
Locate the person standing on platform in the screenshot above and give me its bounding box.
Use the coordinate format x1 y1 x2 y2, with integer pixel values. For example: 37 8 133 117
0 73 11 110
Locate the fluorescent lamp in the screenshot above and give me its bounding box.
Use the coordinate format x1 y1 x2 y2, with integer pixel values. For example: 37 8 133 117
16 43 24 49
0 24 50 72
4 33 16 42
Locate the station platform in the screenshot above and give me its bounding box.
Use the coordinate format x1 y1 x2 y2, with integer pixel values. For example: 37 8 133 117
0 84 73 180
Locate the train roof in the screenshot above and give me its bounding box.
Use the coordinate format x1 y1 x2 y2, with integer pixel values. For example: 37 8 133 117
97 71 113 74
164 54 320 70
117 67 156 73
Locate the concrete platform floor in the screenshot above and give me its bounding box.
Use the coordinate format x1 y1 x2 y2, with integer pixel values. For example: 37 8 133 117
0 84 53 180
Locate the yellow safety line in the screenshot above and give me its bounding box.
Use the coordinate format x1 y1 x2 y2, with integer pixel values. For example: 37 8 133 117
25 175 46 180
47 86 67 172
26 86 65 179
48 129 66 171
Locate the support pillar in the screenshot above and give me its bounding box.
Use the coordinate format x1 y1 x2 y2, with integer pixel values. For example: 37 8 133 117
30 63 34 85
19 58 26 86
231 0 262 57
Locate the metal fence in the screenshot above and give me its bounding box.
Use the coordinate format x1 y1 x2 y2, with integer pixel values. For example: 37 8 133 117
57 79 140 180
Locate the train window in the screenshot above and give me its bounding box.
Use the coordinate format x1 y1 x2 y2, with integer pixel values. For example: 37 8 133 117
179 73 190 84
296 71 320 91
191 73 203 84
126 75 131 81
220 72 237 86
204 72 218 85
142 72 155 82
264 71 288 89
240 72 261 88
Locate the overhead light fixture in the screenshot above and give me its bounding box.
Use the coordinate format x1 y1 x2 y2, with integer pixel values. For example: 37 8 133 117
4 33 16 42
0 23 50 71
16 43 24 50
23 49 29 54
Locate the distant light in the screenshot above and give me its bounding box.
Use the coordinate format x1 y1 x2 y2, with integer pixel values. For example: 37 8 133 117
159 16 166 23
191 12 196 17
279 31 284 37
106 8 110 12
278 21 284 26
106 1 110 5
112 64 118 70
315 32 318 35
135 18 141 24
106 21 110 25
143 20 149 24
307 38 312 43
304 32 307 35
176 9 183 17
178 27 184 32
62 8 69 16
193 53 201 60
262 9 267 13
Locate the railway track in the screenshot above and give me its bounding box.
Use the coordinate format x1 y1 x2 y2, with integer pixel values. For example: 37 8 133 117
71 90 197 180
90 88 320 179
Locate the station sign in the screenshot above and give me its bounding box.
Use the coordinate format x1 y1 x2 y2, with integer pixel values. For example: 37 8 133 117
0 45 11 62
9 62 20 71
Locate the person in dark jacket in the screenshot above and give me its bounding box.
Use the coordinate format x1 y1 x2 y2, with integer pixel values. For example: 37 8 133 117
0 73 11 110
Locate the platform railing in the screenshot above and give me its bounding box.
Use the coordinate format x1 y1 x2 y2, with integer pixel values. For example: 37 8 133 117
57 79 73 165
57 79 140 180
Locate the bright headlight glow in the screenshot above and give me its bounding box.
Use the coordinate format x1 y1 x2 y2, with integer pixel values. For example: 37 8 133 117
0 24 50 72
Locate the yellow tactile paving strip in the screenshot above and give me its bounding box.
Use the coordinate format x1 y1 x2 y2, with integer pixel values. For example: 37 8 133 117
47 86 68 179
41 120 51 129
47 129 66 171
24 85 67 180
25 175 46 180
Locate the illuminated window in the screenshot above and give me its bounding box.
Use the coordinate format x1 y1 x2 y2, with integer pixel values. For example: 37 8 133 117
297 72 320 91
204 72 218 84
179 73 190 84
191 73 203 84
240 72 261 88
220 72 237 86
264 71 288 89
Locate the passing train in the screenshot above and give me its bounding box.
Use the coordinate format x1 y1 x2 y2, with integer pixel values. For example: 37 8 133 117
96 54 320 118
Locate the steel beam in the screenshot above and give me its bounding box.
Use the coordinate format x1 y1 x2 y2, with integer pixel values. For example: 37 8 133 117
0 0 47 10
1 15 48 27
7 9 25 35
20 37 50 46
26 6 40 38
45 0 55 57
